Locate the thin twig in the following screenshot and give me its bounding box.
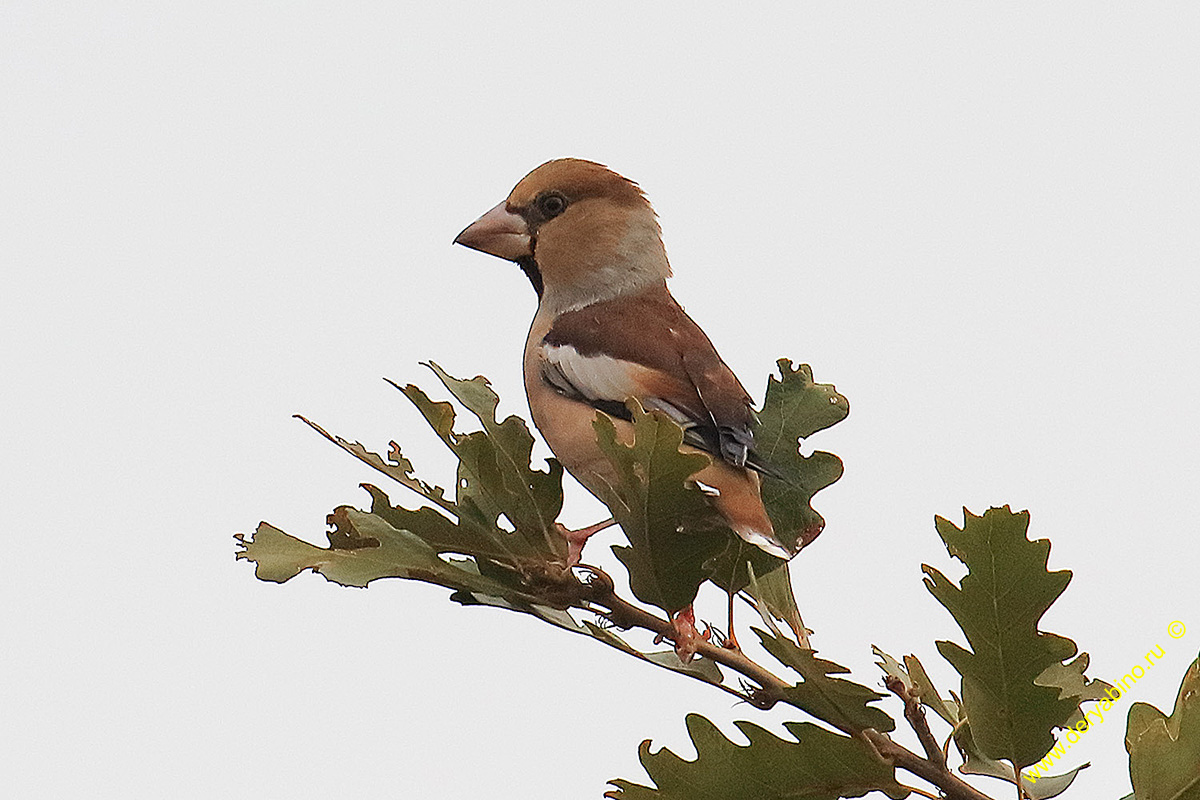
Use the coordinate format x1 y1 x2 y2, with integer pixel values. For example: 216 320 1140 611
885 675 947 770
865 730 998 800
1011 763 1027 800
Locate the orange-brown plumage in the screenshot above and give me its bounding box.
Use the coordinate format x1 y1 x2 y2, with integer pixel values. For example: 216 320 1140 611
455 158 788 561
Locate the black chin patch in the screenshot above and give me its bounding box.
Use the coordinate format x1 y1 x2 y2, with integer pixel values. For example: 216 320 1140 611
516 256 543 299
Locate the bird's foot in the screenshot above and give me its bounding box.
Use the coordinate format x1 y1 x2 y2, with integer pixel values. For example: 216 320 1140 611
670 606 701 664
554 518 617 566
701 622 741 652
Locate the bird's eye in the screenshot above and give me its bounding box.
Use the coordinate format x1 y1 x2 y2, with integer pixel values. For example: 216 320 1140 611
537 193 568 218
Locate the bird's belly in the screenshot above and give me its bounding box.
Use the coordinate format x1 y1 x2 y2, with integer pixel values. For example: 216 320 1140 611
526 383 629 498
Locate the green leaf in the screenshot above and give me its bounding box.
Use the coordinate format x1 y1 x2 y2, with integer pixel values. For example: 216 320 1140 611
871 645 914 691
903 653 961 727
606 714 908 800
758 360 849 441
867 649 1084 797
444 593 729 691
394 362 566 560
234 505 530 599
757 629 896 733
592 400 729 613
447 585 729 690
923 506 1086 769
870 647 965 728
447 589 586 634
707 550 808 648
961 743 1088 800
1125 656 1200 800
1036 652 1114 727
1021 766 1089 800
755 359 848 552
744 561 809 646
360 483 534 565
296 415 457 515
582 622 726 687
299 414 557 567
704 537 786 600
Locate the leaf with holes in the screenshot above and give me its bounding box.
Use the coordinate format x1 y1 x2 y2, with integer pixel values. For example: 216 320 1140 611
296 415 457 515
393 362 566 560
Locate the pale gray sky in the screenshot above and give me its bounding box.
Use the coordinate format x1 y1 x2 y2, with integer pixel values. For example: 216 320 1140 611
3 3 1198 798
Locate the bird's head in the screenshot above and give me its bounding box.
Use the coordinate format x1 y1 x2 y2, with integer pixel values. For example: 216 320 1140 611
454 158 670 312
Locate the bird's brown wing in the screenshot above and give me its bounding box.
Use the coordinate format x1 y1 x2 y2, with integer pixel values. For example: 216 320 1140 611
539 286 778 475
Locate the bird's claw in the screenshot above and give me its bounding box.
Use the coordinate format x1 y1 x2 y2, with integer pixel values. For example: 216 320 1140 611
702 622 741 652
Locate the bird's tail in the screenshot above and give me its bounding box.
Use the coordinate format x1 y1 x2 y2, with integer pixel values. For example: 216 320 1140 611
729 521 791 560
705 465 793 560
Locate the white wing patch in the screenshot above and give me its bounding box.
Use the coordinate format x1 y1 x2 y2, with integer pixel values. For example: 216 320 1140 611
542 344 636 401
539 344 693 426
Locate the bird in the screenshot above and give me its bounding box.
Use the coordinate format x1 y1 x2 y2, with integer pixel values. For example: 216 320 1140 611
454 158 789 655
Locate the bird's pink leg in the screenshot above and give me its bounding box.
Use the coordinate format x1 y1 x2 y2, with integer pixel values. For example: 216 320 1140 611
723 589 741 651
553 518 617 565
671 605 701 664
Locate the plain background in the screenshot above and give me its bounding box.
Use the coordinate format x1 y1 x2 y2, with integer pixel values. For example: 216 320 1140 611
4 3 1198 798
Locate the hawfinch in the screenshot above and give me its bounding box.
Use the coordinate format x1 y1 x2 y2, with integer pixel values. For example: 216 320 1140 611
454 158 789 563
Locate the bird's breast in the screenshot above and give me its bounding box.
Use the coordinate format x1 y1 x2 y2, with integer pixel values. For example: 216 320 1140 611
523 309 630 496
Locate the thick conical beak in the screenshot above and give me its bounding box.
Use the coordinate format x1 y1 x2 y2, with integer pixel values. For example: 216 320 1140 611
453 201 532 262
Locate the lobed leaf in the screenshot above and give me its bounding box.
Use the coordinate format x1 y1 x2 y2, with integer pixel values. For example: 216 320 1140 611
235 505 529 599
606 714 908 800
755 359 848 552
1125 656 1200 800
582 622 726 688
296 416 456 515
394 362 567 560
1036 652 1114 727
758 629 895 733
871 646 915 693
444 593 728 692
870 645 1083 799
359 483 530 564
876 600 1094 797
705 361 848 598
923 506 1095 769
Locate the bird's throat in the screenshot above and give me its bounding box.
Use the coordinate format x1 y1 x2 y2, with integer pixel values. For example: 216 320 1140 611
516 256 544 299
